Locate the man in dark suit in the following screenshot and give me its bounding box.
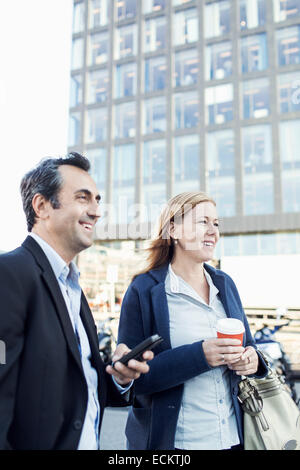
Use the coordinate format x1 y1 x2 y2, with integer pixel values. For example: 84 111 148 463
0 153 153 450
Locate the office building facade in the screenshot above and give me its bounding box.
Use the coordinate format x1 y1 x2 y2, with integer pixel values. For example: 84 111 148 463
69 0 300 307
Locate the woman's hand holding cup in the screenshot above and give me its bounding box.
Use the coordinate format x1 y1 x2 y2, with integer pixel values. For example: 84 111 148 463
203 318 246 368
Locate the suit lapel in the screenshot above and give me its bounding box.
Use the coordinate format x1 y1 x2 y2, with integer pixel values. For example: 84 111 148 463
151 283 171 351
22 236 83 371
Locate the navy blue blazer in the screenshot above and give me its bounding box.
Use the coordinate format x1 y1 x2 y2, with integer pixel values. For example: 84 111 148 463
118 263 268 450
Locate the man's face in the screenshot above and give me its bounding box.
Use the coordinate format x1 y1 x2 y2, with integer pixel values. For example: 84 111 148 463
43 165 101 262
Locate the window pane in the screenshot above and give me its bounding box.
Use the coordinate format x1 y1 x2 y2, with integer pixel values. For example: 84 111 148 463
205 41 232 80
242 78 270 119
69 112 81 146
174 49 198 87
70 74 83 107
143 0 165 14
242 125 274 215
71 38 84 70
241 34 268 73
205 84 233 125
115 24 137 59
240 0 266 30
280 119 300 212
143 140 166 221
273 0 300 22
89 0 109 28
116 0 137 21
85 108 107 143
144 56 167 92
87 32 109 65
174 135 200 193
86 69 109 104
206 129 235 217
278 72 300 113
175 91 199 129
173 8 198 46
113 144 136 224
276 26 300 67
144 16 166 52
143 97 166 134
85 148 106 192
73 2 85 33
115 62 137 98
114 102 136 138
204 1 230 39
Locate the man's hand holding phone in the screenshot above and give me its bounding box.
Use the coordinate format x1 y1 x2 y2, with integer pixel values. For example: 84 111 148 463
106 335 163 386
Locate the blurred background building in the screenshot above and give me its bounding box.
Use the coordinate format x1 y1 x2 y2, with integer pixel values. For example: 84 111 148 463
68 0 300 319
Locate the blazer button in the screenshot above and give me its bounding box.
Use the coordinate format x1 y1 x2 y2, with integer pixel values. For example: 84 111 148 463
73 419 83 430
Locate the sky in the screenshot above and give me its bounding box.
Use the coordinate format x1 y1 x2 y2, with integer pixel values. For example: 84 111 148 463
0 0 73 251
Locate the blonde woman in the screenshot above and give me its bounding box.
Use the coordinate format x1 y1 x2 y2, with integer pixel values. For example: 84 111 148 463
118 192 268 450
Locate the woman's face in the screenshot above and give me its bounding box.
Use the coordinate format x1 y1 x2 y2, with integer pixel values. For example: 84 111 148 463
172 201 220 263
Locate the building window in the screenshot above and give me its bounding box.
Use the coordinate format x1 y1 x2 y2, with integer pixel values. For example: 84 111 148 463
242 78 270 119
174 49 198 87
113 144 136 224
85 108 107 143
73 2 85 33
115 24 137 59
205 41 232 81
239 0 266 30
86 69 109 104
174 91 199 129
144 16 166 53
114 102 136 139
143 140 166 221
143 0 165 14
174 135 200 193
70 74 83 107
204 1 230 39
89 0 109 28
206 129 235 217
143 96 166 134
241 33 268 73
116 0 137 21
280 119 300 212
278 72 300 113
69 112 81 146
87 32 109 65
273 0 300 22
205 84 233 125
85 148 106 193
71 38 84 70
242 125 274 215
276 26 300 66
144 56 167 92
115 62 137 98
173 8 198 46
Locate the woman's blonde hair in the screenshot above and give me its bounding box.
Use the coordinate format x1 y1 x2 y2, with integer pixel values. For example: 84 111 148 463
135 191 216 277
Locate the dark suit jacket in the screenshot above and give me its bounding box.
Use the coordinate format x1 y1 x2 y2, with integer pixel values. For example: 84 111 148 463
118 264 268 450
0 236 128 450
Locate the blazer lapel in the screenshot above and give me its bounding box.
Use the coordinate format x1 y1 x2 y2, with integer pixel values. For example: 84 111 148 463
151 282 172 351
22 236 83 372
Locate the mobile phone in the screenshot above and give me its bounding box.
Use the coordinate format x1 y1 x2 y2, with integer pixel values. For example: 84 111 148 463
112 334 163 367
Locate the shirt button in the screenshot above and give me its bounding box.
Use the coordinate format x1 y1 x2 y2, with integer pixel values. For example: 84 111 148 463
73 419 83 430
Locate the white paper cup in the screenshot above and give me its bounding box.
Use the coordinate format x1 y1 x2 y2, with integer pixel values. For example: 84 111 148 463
216 318 245 344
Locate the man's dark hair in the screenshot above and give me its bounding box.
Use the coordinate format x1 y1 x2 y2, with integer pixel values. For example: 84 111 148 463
20 152 91 232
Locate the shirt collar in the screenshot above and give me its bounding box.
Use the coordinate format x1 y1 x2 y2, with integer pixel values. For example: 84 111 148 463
167 263 219 303
29 232 80 284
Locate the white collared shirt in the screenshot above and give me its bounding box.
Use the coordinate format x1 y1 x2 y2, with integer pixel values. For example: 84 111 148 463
165 264 240 450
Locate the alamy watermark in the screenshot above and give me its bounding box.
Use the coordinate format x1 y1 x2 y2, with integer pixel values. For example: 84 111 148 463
0 340 6 365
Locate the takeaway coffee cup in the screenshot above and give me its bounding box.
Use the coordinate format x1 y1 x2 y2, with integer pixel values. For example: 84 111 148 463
216 318 245 345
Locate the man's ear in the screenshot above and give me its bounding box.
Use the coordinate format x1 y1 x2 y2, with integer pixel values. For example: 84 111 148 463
31 194 51 221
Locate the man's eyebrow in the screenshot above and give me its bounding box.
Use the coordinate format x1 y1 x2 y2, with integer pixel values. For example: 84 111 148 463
74 189 101 201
